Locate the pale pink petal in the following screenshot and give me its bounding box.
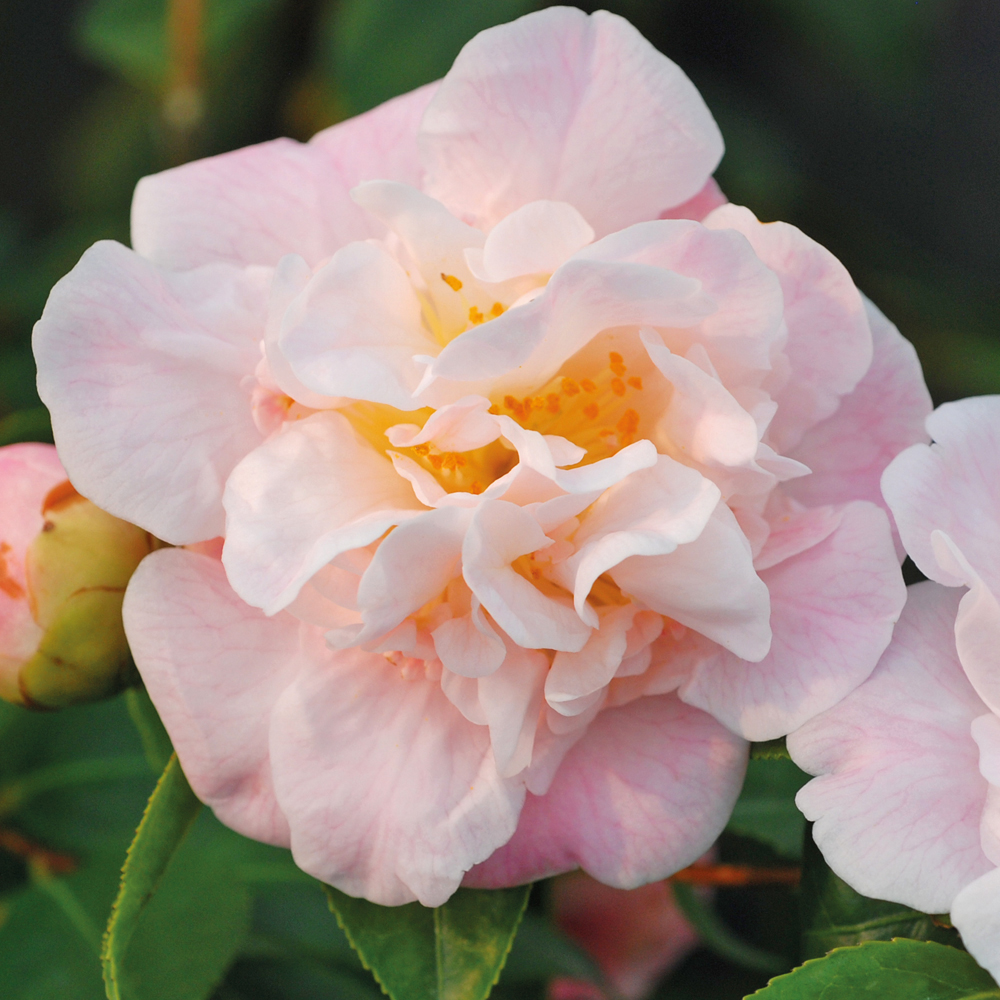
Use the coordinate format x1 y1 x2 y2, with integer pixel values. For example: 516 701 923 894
0 444 66 676
268 644 524 906
385 396 500 452
470 201 595 282
432 604 506 679
131 84 436 270
784 297 931 517
951 867 1000 985
546 606 638 716
462 499 591 652
123 549 294 846
683 501 905 740
463 694 747 888
642 331 762 481
420 8 722 236
789 582 992 914
353 507 468 643
426 255 712 394
478 639 549 776
279 240 435 409
659 177 727 221
882 396 1000 595
753 503 841 572
931 531 1000 717
222 412 424 614
33 241 265 544
705 205 871 451
612 503 771 661
568 455 721 625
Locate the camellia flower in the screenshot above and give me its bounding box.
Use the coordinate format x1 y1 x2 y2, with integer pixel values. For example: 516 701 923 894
0 443 153 708
34 7 929 904
789 396 1000 981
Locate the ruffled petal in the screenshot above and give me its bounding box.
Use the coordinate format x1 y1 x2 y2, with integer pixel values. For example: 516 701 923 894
789 582 992 914
784 297 931 520
462 499 591 652
681 500 904 739
882 395 1000 595
705 204 871 451
33 241 265 544
463 694 747 888
123 549 295 846
131 84 435 270
268 643 524 906
222 412 424 614
278 240 435 409
420 8 722 236
611 502 771 661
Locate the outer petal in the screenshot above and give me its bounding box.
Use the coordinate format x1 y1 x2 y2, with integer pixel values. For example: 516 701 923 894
951 867 1000 984
882 395 1000 595
681 501 905 739
463 694 747 888
0 444 66 679
34 241 265 544
705 205 872 450
789 582 992 914
123 549 294 846
420 8 722 236
784 297 931 516
268 643 525 906
131 84 436 270
222 412 424 614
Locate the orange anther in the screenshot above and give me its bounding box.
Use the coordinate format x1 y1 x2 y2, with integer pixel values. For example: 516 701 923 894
413 444 430 456
627 376 643 390
469 481 483 495
469 306 484 325
583 402 599 420
442 454 459 470
533 396 546 411
611 377 626 397
561 377 581 396
522 396 534 415
580 378 597 393
617 409 640 435
441 273 463 291
546 393 561 413
609 351 626 376
429 454 444 469
489 302 505 317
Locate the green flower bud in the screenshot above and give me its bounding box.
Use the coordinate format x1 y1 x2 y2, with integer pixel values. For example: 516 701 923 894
15 481 157 709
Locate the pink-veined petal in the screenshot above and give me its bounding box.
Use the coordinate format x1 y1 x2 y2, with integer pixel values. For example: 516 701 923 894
882 395 1000 595
268 643 524 906
123 549 295 845
131 84 436 270
33 241 265 544
420 8 722 236
789 581 992 914
682 501 905 740
463 694 747 888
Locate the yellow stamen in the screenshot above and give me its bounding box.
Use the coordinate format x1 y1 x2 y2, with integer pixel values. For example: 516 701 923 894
469 306 485 325
627 376 643 390
441 273 463 291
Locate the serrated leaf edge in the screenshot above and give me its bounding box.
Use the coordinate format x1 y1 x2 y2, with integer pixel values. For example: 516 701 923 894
101 752 202 1000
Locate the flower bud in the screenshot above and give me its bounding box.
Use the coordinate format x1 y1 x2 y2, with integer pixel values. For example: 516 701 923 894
0 443 156 709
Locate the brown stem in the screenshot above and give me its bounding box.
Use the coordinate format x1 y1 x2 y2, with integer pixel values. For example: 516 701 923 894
0 827 77 874
164 0 205 162
669 861 800 887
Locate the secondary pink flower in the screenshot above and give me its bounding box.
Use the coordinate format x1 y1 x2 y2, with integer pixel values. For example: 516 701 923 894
34 8 928 904
789 397 1000 981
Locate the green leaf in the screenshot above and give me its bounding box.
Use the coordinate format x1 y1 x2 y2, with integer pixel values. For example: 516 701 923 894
0 408 53 446
103 752 249 1000
326 884 531 1000
748 940 999 999
321 0 539 116
800 825 960 958
500 911 602 986
727 756 810 859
